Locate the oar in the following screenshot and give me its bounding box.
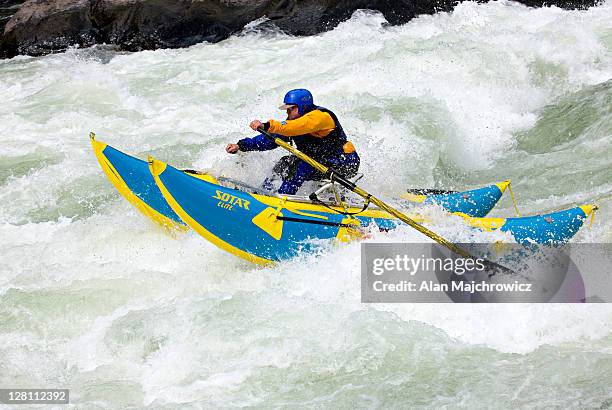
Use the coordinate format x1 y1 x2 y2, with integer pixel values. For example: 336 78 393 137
257 128 473 255
257 127 517 277
256 127 519 277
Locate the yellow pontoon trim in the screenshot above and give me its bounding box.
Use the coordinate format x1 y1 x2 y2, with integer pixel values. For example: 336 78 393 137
149 157 274 266
90 132 188 233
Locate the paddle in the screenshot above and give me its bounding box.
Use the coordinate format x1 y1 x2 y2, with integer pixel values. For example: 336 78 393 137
256 127 515 277
256 128 470 252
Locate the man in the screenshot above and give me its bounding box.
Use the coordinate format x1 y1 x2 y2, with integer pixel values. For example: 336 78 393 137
226 89 360 195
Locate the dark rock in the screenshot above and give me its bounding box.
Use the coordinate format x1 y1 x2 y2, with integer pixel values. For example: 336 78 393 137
266 0 460 36
0 1 25 25
0 0 275 58
1 0 97 58
514 0 598 7
0 0 603 59
0 0 26 36
89 0 272 51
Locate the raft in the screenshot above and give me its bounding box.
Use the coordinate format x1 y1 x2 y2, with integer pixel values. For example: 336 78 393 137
90 133 596 265
148 157 597 264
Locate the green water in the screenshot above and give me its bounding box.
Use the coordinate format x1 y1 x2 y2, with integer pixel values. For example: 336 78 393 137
1 1 611 407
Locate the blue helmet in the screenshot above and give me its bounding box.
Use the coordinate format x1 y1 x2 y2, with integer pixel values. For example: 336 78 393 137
279 89 314 115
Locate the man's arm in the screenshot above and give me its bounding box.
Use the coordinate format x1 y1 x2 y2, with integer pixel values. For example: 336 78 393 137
237 133 278 151
263 111 335 137
227 133 290 153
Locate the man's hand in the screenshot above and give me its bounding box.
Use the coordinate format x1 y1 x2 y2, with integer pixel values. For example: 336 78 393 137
250 120 263 131
226 143 240 154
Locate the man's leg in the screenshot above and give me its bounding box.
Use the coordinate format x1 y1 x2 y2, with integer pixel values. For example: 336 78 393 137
278 160 319 195
262 155 300 191
272 155 301 179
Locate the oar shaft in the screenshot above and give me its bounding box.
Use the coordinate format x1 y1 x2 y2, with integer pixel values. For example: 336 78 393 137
359 188 471 258
258 129 472 258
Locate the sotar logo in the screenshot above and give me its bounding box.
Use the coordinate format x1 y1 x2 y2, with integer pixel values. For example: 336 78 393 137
213 190 250 211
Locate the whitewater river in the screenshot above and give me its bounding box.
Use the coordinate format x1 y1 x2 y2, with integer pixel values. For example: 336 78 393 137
1 1 611 407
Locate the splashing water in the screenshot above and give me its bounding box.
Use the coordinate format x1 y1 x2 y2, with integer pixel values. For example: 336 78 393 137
1 1 611 407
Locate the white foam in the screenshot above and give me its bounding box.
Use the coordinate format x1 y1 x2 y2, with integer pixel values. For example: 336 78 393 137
1 1 611 405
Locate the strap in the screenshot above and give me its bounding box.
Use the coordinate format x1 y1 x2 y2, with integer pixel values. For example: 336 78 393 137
507 182 521 217
589 207 597 230
277 216 356 228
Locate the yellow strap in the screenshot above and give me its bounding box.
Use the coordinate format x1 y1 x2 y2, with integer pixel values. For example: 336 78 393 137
507 182 521 217
273 197 287 218
291 208 329 220
589 207 597 230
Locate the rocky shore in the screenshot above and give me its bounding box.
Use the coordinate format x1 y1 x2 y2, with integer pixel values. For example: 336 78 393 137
0 1 25 33
0 0 601 59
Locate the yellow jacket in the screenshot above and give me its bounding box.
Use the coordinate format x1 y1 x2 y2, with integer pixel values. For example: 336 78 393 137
267 110 335 138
